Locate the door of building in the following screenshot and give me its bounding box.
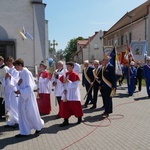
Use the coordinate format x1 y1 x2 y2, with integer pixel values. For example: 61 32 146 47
0 41 16 60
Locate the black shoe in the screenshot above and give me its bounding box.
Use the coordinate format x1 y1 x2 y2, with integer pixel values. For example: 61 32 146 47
55 114 61 119
100 106 105 109
12 123 19 128
4 125 12 128
60 120 69 127
82 104 87 108
89 101 93 105
77 117 82 124
90 106 96 109
35 129 42 134
4 123 18 128
15 134 30 138
103 114 109 117
102 112 109 117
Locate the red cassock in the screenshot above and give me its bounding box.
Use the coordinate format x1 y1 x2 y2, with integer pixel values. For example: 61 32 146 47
37 70 51 115
59 71 83 118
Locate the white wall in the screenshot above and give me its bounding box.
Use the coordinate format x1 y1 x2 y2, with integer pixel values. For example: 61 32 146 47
0 0 49 73
83 31 104 62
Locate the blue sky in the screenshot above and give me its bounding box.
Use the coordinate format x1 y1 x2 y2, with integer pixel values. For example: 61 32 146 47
43 0 147 51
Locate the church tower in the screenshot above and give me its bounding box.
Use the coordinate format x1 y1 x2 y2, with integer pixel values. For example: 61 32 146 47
0 0 49 74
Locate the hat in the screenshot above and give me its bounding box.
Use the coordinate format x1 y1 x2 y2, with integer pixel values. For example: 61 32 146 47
40 61 47 68
103 55 111 60
147 56 150 61
130 61 135 66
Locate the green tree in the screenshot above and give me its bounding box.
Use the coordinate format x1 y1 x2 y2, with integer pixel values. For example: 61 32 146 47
64 37 84 61
49 47 54 54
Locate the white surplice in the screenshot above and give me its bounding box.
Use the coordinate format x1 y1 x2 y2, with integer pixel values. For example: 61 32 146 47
38 70 51 94
73 63 81 75
4 66 19 126
0 65 9 98
18 67 44 135
61 72 81 101
51 69 65 97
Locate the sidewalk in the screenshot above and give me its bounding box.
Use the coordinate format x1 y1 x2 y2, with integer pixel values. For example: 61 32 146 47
0 81 150 150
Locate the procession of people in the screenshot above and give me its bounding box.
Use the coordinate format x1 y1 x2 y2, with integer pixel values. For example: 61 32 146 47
0 54 150 138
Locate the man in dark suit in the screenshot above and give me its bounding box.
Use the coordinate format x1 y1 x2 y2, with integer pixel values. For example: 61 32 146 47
136 61 143 91
99 55 116 117
90 60 102 109
82 60 94 108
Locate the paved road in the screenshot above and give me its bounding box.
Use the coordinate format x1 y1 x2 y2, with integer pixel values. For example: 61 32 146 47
0 77 150 150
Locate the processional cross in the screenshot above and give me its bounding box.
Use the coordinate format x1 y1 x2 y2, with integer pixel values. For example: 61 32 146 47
50 40 58 52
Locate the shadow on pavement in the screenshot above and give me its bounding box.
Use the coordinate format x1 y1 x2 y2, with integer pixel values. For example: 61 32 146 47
115 93 129 98
0 133 39 149
0 124 19 134
40 122 79 135
134 96 150 101
83 114 104 122
41 114 57 123
83 107 104 114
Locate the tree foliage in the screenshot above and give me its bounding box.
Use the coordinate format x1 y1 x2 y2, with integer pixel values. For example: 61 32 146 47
49 47 54 53
64 37 84 61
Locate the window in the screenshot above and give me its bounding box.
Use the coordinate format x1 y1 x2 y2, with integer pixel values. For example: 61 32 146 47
108 40 111 46
111 39 114 46
121 35 124 45
94 43 98 49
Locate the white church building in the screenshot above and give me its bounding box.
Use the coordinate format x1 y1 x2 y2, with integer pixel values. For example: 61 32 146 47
0 0 49 74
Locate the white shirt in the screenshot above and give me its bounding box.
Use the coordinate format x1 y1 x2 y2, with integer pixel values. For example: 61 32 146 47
74 63 81 75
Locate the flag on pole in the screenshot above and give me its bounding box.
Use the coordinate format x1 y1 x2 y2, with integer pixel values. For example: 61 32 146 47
124 45 135 63
18 29 27 40
18 26 33 40
119 51 128 65
110 47 122 82
26 32 33 40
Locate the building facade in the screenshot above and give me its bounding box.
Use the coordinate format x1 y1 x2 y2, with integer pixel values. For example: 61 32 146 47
0 0 49 74
74 30 104 64
103 1 150 58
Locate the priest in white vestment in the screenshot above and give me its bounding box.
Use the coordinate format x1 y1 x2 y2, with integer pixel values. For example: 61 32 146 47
4 56 19 127
0 56 9 119
14 58 44 137
51 61 65 118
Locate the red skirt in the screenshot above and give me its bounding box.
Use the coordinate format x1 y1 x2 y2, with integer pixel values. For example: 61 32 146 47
59 100 83 118
37 93 51 115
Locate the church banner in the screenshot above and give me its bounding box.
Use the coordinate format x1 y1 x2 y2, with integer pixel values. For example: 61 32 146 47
130 41 148 63
103 46 113 56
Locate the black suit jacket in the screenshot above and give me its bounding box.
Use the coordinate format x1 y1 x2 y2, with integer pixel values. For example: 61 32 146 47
99 63 116 89
82 66 94 86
